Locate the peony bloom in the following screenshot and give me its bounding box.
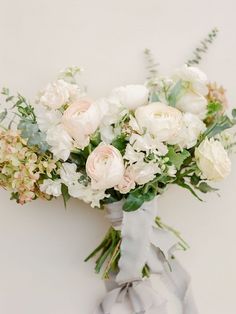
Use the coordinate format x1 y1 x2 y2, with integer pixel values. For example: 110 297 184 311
39 79 80 109
111 85 149 110
195 138 231 181
135 102 183 143
116 166 136 194
62 100 102 149
86 143 125 189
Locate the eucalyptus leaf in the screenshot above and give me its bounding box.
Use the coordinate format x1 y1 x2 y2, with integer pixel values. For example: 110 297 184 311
203 116 234 139
0 109 7 123
167 80 183 106
232 108 236 118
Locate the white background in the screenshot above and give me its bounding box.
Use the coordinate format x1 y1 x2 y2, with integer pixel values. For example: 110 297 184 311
0 0 236 313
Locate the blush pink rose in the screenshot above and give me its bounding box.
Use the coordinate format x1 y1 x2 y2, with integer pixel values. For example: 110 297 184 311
62 100 101 149
86 144 125 190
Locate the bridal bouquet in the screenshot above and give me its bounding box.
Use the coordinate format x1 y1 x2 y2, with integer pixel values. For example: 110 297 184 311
1 29 235 313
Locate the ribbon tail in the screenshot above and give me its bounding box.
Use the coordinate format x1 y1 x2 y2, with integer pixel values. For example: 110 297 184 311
162 258 199 314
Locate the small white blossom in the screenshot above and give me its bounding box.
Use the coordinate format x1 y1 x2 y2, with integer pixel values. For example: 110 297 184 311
40 179 62 197
46 125 73 161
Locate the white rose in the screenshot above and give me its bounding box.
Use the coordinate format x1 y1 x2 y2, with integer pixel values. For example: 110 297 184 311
116 166 136 194
46 124 73 161
86 143 125 189
135 102 183 143
175 92 208 119
169 113 206 149
111 85 149 110
173 65 208 95
130 161 161 185
39 80 80 109
62 100 101 149
40 179 62 197
195 138 231 181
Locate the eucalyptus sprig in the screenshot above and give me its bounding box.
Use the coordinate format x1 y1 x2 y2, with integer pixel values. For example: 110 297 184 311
187 28 219 66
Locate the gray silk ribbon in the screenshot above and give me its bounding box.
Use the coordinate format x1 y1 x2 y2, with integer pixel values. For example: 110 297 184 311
94 280 167 314
95 198 199 314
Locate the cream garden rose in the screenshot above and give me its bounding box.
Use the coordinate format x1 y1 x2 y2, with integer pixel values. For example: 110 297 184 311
135 102 183 143
86 144 125 189
111 85 149 110
173 65 208 119
39 79 80 109
195 138 231 181
62 100 101 149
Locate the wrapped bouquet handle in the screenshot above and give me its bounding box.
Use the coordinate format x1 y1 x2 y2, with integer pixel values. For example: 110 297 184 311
95 199 199 314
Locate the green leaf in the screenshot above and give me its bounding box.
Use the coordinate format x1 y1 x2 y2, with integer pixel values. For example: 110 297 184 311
203 116 234 139
232 108 236 118
167 80 183 106
0 109 7 122
61 183 70 208
190 174 201 186
112 135 127 154
123 191 145 212
150 92 160 102
1 87 9 96
167 148 191 170
176 179 203 201
6 96 14 102
207 101 222 116
196 182 218 193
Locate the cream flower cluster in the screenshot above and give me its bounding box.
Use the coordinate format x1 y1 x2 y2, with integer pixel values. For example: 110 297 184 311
27 65 234 206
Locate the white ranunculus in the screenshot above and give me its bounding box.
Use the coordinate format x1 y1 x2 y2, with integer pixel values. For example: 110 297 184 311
135 102 183 143
169 113 206 149
39 80 80 109
173 65 208 95
195 138 231 181
40 179 62 197
34 104 62 132
46 124 73 161
111 85 149 110
86 143 125 189
130 161 161 185
116 166 136 194
62 100 101 149
175 91 208 119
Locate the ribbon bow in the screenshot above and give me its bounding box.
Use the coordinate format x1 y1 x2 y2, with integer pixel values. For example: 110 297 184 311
95 280 167 314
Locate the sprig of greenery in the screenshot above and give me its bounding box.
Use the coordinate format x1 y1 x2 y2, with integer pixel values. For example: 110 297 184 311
187 28 219 66
144 48 159 81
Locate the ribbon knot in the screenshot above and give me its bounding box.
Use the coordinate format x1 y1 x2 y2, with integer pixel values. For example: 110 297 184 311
95 280 167 314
